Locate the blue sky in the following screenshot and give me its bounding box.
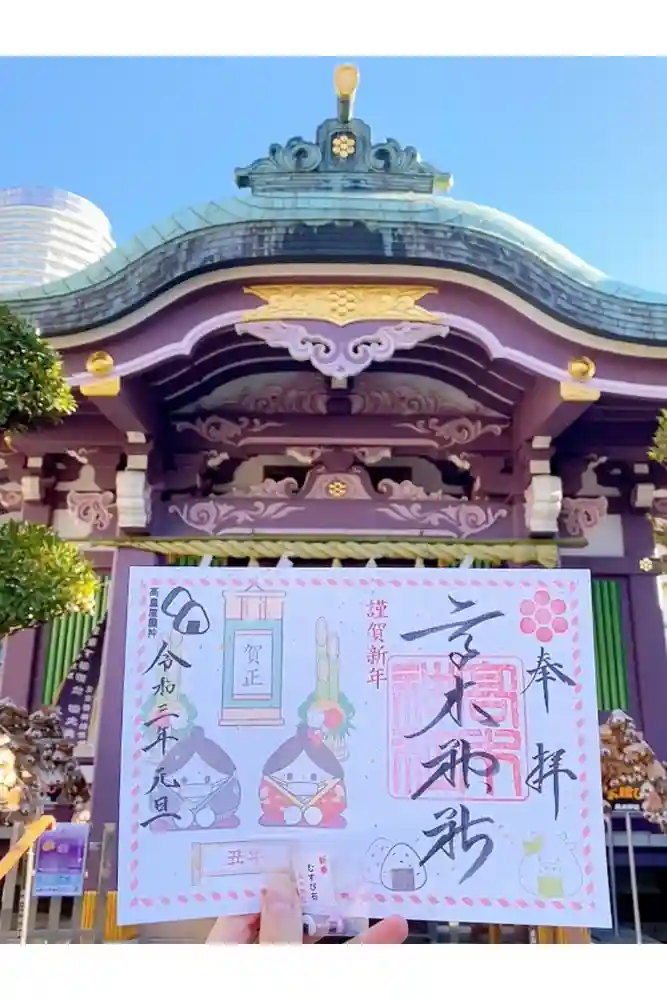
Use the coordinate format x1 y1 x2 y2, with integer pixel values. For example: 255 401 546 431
1 56 666 291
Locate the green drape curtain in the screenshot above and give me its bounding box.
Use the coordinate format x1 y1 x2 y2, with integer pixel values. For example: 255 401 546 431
591 577 629 712
41 576 110 704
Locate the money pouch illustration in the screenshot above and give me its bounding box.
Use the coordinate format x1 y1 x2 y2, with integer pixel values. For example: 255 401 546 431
518 833 582 899
149 727 241 831
259 723 347 828
221 586 286 726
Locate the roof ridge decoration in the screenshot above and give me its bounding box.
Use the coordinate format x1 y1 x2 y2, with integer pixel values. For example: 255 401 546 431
235 65 453 196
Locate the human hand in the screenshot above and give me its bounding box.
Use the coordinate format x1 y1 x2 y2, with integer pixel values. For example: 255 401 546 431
207 872 409 945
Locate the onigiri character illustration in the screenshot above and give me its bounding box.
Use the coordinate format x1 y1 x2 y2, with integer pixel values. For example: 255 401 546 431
519 832 582 899
380 843 427 892
258 723 347 828
149 726 241 832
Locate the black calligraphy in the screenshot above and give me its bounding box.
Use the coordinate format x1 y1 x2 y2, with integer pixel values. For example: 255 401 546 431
146 766 180 796
523 647 575 714
140 767 181 828
525 744 577 820
405 675 499 738
144 640 193 676
420 805 495 883
142 724 177 756
141 698 180 825
161 586 210 636
403 594 502 739
402 591 504 885
412 738 500 800
400 595 504 645
152 675 176 698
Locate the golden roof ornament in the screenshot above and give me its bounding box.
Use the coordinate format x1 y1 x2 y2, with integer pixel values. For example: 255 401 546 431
334 64 359 124
567 357 596 381
80 351 121 398
560 356 600 403
234 63 452 196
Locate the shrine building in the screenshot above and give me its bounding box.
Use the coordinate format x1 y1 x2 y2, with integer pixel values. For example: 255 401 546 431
1 64 667 939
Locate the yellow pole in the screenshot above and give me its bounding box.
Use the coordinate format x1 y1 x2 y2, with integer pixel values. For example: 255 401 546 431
0 815 56 882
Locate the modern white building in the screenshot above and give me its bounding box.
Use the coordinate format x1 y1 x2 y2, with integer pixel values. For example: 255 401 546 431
0 186 114 292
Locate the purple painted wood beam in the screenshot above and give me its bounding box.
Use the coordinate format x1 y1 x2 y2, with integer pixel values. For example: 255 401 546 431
622 516 667 758
11 419 125 452
86 378 162 438
512 376 595 447
0 629 38 708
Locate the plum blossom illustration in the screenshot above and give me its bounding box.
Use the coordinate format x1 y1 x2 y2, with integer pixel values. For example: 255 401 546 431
519 589 568 643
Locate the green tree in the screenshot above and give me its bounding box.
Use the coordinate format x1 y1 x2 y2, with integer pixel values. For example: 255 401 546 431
0 521 98 639
0 303 76 434
0 305 98 638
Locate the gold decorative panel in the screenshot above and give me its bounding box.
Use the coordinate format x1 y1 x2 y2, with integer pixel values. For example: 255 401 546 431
241 285 440 327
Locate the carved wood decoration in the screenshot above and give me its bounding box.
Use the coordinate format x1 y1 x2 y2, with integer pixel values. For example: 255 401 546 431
172 415 509 456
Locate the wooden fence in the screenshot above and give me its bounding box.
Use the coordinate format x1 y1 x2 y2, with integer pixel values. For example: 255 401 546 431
0 823 136 944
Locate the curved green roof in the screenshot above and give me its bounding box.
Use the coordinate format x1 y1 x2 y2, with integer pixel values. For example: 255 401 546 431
4 189 664 306
3 73 667 343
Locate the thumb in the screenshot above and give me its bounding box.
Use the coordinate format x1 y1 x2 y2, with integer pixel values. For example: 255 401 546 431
259 872 303 944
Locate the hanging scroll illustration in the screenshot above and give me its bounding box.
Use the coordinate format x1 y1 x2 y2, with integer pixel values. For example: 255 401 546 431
119 567 611 931
221 585 286 725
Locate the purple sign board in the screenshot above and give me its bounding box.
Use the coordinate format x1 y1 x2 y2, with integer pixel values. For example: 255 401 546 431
56 617 105 744
34 823 90 897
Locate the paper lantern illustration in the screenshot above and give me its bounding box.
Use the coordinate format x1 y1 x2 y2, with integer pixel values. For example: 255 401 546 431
221 586 286 725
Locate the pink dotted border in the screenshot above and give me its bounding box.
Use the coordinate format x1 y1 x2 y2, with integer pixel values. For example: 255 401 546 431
125 573 596 916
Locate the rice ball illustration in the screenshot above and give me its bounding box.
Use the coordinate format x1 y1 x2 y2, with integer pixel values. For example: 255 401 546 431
380 843 427 892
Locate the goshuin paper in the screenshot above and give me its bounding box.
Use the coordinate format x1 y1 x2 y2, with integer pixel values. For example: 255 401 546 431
117 567 611 929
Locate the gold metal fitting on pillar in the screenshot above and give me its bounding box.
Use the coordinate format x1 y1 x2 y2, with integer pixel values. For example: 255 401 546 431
560 356 600 402
80 351 121 398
